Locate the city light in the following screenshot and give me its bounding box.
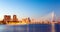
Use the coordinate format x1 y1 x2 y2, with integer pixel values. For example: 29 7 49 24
0 12 60 25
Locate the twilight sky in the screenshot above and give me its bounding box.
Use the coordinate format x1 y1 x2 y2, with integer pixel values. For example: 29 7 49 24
0 0 60 20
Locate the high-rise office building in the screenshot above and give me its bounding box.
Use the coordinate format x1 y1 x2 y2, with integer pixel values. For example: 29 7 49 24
3 15 11 22
25 17 31 23
13 15 18 21
28 17 31 22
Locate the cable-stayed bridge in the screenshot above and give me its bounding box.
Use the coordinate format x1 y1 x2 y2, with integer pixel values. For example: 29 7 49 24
31 11 56 32
40 11 56 32
39 11 56 22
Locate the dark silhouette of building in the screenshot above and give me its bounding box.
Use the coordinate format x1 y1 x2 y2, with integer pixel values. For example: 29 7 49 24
13 15 18 21
3 15 11 24
28 17 31 22
4 15 11 22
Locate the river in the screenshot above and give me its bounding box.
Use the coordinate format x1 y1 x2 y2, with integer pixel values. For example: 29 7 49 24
0 24 59 32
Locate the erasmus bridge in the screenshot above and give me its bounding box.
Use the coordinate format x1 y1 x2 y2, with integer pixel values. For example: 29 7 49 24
41 11 56 32
33 11 56 32
40 11 56 32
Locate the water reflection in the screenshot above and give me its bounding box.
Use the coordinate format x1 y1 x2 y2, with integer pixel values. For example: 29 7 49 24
0 24 51 32
55 24 60 32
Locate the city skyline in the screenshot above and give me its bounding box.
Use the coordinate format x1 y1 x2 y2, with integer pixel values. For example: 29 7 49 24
0 12 58 22
0 14 59 25
0 0 60 20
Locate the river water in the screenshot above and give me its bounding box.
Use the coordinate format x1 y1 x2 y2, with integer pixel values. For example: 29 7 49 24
0 24 59 32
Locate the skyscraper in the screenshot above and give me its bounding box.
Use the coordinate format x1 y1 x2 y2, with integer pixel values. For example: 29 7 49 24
3 15 11 22
26 17 31 24
13 15 18 21
27 17 31 22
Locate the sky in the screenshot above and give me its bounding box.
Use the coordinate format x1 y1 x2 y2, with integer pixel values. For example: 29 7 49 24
0 0 60 20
